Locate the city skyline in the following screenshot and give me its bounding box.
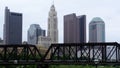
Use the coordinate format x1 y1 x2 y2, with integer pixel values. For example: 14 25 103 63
0 0 120 43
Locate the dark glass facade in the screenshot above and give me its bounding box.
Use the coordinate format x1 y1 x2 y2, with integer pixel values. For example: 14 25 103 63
64 13 86 43
77 15 86 43
3 7 22 44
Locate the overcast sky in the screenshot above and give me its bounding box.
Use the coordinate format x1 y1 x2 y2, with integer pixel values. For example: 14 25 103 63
0 0 120 43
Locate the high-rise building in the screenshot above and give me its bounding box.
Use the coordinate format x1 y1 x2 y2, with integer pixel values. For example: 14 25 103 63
64 13 86 43
89 17 105 42
3 7 22 44
27 24 45 45
47 4 58 43
77 15 86 43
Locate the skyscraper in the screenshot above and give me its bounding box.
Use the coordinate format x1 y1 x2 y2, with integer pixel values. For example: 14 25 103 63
27 24 45 45
64 13 86 43
3 7 22 44
77 15 86 43
47 4 58 43
89 17 105 42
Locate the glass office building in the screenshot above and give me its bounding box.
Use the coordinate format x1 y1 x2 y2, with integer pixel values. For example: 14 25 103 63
89 17 105 42
27 24 45 45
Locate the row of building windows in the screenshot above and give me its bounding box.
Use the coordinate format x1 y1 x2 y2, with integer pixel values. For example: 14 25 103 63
11 13 22 16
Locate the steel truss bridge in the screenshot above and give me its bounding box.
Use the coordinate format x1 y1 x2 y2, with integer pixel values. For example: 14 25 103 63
0 42 120 68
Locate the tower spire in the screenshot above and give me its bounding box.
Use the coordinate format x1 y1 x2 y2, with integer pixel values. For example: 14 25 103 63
52 0 54 5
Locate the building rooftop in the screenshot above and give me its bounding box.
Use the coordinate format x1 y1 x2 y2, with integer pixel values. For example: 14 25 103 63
50 4 55 11
91 17 103 22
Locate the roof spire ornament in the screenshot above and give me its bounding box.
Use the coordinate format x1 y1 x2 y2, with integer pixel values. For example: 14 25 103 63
52 0 54 5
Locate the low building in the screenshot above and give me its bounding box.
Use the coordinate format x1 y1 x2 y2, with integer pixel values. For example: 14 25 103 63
38 36 51 48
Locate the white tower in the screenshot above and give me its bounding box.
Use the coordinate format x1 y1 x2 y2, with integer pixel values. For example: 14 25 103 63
47 4 58 43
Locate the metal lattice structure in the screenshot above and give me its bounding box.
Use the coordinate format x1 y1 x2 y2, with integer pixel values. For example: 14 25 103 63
43 42 120 65
0 42 120 66
0 44 42 65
